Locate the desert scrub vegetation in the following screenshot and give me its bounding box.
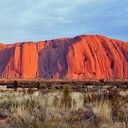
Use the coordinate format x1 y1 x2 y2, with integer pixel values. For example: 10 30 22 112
0 85 127 128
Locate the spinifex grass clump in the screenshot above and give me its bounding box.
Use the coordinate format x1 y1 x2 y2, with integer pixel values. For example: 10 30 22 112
61 84 72 111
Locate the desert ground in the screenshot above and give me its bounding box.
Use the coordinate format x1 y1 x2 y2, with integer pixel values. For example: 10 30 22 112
0 79 127 128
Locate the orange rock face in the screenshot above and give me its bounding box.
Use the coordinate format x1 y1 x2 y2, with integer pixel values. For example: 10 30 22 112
0 35 128 79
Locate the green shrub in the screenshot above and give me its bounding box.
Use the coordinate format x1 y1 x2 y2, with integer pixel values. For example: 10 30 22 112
61 84 72 111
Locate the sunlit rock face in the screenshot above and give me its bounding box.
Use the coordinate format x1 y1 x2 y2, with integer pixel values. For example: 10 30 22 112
0 35 128 79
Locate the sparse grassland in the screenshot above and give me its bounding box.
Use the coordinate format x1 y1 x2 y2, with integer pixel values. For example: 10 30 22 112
0 80 127 128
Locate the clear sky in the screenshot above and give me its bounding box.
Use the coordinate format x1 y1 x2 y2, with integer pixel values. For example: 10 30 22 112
0 0 128 43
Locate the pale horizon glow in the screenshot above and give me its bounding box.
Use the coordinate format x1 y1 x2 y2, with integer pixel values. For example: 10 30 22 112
0 0 128 43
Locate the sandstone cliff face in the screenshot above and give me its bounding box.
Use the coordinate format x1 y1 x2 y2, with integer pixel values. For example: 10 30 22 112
0 35 128 79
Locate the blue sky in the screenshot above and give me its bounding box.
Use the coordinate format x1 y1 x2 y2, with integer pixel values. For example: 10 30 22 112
0 0 128 43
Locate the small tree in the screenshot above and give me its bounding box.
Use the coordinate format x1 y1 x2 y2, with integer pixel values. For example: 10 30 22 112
37 82 40 91
13 80 18 92
99 79 105 100
99 79 104 83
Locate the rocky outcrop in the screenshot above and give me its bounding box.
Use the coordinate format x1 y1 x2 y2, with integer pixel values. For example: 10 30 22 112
0 35 128 79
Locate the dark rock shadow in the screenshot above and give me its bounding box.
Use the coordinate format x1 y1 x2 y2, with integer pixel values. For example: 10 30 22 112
0 46 15 77
37 36 81 79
